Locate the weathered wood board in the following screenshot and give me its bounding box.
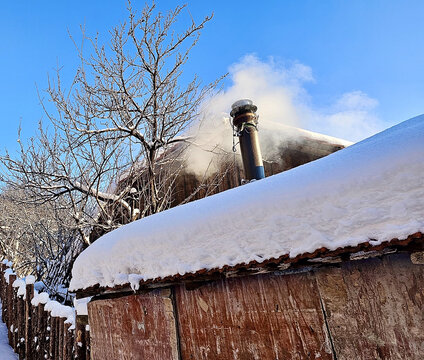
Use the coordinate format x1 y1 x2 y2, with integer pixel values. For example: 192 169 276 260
85 250 424 360
175 272 333 360
88 289 179 360
316 253 424 360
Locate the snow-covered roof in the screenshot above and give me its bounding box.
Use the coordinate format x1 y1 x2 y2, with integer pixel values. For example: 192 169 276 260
259 120 353 148
70 115 424 292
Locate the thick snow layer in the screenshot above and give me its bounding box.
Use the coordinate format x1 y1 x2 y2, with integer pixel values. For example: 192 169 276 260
25 275 36 285
11 276 36 299
31 291 50 306
31 294 75 328
261 121 353 147
0 302 18 359
12 279 26 298
73 297 92 316
1 259 13 268
44 300 75 324
70 115 424 291
4 269 15 285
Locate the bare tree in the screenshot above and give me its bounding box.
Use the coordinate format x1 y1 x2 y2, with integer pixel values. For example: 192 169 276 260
49 1 219 213
1 0 220 236
0 188 80 301
0 1 223 291
2 124 121 243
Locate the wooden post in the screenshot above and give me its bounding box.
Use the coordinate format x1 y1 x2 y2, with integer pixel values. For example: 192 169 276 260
55 317 60 360
17 293 25 359
7 274 16 348
31 302 38 357
48 314 56 360
46 313 51 359
0 264 6 321
13 286 19 353
69 324 75 360
5 272 13 328
25 283 34 359
57 317 65 360
75 315 88 360
63 322 73 360
0 265 6 324
85 325 90 360
37 303 47 359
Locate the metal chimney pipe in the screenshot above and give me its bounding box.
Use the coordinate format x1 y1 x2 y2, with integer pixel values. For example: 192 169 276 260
230 99 265 181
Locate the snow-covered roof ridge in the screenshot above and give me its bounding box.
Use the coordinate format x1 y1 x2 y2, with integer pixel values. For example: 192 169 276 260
260 120 354 147
69 115 424 292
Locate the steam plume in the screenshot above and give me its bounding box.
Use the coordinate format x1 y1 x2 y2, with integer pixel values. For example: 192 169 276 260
186 55 383 176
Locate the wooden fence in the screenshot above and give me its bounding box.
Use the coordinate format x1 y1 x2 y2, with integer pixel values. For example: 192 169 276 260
0 262 90 360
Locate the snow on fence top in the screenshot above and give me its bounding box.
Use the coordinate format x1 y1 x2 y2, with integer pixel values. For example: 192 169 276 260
69 115 424 292
2 261 77 329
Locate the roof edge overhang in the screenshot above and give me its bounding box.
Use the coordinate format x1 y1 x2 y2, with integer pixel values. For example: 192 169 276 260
74 232 423 299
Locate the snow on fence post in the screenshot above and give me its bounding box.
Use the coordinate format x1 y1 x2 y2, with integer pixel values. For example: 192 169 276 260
1 262 80 360
25 282 35 359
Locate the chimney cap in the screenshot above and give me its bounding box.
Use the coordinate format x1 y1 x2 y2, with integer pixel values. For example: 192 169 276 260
230 99 257 118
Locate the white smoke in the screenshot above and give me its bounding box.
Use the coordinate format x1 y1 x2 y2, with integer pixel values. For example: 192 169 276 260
185 54 384 176
303 90 382 141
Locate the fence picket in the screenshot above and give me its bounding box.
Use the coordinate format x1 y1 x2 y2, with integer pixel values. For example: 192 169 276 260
0 265 90 360
25 283 34 359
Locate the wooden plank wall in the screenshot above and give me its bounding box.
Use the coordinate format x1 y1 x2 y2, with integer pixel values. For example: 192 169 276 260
88 289 179 360
175 273 332 360
87 252 424 360
316 253 424 359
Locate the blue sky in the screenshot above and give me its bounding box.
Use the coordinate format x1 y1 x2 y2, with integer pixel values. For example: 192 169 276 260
1 0 424 152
